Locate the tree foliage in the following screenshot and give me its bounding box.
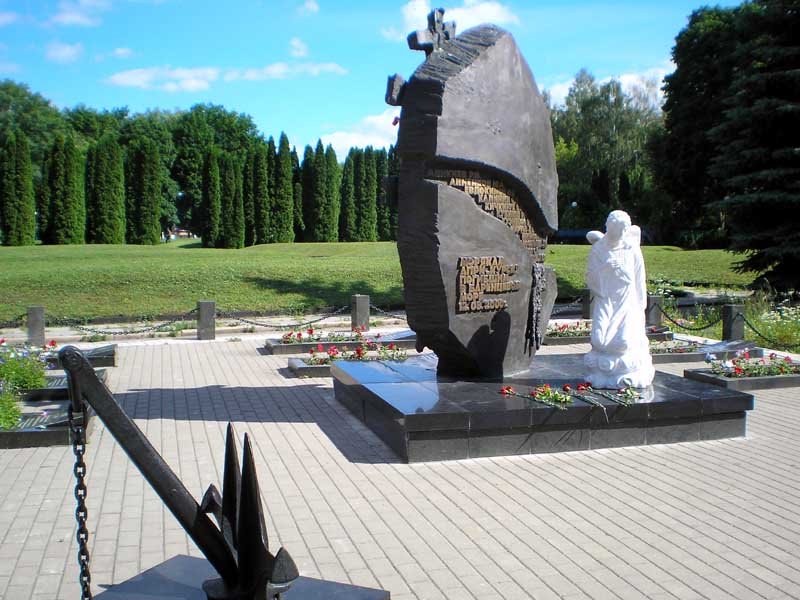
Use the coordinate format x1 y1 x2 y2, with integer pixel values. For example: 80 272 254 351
271 133 294 243
200 148 221 247
41 133 84 244
0 130 36 246
707 0 800 289
85 133 125 244
125 137 162 245
218 152 244 249
339 149 357 242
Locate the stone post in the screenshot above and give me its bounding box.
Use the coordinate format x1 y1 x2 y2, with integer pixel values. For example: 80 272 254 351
351 294 370 332
197 301 215 340
645 295 664 328
581 289 593 320
27 306 45 347
722 304 745 341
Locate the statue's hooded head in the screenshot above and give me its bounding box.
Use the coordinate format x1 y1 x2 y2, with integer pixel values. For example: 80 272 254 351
606 210 631 243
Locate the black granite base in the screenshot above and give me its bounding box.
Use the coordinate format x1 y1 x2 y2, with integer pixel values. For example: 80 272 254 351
651 340 763 364
48 344 117 368
332 355 754 462
288 358 331 378
544 331 673 345
685 368 800 391
94 555 389 599
264 331 416 355
0 399 94 449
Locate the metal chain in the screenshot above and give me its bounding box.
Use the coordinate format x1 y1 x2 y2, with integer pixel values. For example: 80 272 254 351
51 309 197 337
655 305 724 332
739 314 800 351
216 305 350 330
67 405 92 600
369 304 408 321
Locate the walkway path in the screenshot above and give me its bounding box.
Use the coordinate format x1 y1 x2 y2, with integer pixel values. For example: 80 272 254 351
1 336 799 599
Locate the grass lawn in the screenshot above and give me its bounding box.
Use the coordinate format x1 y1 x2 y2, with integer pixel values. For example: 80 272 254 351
0 240 755 322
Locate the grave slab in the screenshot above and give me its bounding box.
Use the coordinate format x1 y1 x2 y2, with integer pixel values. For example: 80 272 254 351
332 354 754 462
94 554 390 599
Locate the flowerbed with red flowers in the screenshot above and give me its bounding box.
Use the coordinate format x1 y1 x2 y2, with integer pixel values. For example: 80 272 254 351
304 341 407 366
707 350 799 378
649 340 700 354
280 326 371 345
546 322 592 338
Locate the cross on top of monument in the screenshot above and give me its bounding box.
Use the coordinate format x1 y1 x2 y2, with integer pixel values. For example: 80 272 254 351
407 8 456 56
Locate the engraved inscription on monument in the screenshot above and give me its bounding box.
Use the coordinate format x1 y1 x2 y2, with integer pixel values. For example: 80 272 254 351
428 168 548 262
457 256 521 313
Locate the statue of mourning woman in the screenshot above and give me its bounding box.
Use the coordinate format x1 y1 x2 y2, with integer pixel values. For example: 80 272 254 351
584 210 655 388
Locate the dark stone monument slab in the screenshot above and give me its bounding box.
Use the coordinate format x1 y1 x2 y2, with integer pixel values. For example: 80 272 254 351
94 555 389 599
387 9 558 378
332 355 754 463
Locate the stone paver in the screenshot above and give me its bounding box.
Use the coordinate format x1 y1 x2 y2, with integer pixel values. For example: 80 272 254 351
1 337 800 599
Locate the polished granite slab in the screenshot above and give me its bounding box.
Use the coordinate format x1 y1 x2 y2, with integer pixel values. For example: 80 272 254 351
332 354 754 462
94 555 390 599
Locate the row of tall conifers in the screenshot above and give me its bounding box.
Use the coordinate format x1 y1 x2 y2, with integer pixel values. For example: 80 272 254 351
0 99 398 248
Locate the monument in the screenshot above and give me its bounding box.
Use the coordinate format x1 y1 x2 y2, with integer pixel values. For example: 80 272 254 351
386 8 558 378
584 210 656 388
332 10 755 462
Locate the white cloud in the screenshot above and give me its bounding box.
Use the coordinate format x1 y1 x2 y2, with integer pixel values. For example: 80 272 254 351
112 47 133 58
382 0 518 41
46 41 84 64
51 0 111 26
297 0 319 15
224 61 346 82
0 62 20 74
289 37 308 58
0 12 19 26
108 61 346 92
320 107 400 157
543 62 673 109
107 66 220 92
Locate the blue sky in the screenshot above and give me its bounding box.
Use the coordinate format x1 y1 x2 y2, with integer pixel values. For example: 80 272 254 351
0 0 741 156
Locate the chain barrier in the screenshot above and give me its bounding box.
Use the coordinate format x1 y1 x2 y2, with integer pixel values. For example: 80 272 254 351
738 313 800 351
549 299 583 317
68 404 92 600
216 305 350 330
654 304 724 332
369 304 408 321
49 309 197 337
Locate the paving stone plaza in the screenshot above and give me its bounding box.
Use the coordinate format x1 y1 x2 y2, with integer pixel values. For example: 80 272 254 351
1 334 800 599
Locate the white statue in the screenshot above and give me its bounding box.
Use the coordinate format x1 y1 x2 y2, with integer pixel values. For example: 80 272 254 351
584 210 654 388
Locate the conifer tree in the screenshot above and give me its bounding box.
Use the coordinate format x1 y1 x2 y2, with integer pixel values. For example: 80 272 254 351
242 143 256 246
200 148 221 247
43 134 85 244
253 141 270 245
339 149 357 241
324 144 341 242
125 137 162 245
0 130 35 245
300 145 315 241
219 152 244 249
85 133 125 244
356 146 377 241
271 133 294 242
375 148 390 241
265 136 277 241
310 139 328 241
291 147 304 241
708 0 800 289
387 144 399 239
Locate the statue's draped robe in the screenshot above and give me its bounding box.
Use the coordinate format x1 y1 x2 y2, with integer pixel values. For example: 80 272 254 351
584 237 654 387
